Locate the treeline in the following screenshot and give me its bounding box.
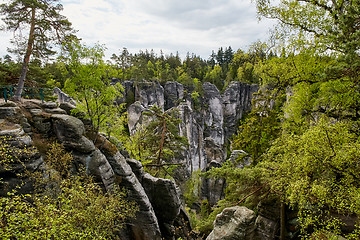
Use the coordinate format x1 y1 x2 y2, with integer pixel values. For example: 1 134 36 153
0 43 271 92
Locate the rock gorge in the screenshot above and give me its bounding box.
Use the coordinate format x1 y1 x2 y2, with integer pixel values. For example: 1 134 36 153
123 80 258 192
0 80 262 239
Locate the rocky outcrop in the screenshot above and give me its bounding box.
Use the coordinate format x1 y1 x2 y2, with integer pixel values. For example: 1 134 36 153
222 82 258 142
127 81 257 172
0 100 184 240
127 80 258 204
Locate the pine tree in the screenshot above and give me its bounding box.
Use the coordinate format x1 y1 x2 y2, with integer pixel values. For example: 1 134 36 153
0 0 75 100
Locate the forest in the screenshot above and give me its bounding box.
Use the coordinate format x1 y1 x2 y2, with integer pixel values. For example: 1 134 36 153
1 0 360 239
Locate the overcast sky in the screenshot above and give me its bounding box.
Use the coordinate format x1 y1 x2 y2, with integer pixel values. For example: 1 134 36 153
0 0 275 60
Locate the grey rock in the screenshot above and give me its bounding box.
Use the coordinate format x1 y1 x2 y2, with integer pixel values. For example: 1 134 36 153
115 80 135 106
135 81 164 109
0 106 21 119
206 206 257 240
0 101 17 107
120 173 162 240
143 173 181 238
40 101 58 109
32 115 52 134
53 87 76 105
51 114 85 141
203 82 224 147
128 101 147 135
86 149 116 191
127 158 144 180
29 108 43 116
59 102 77 115
255 216 278 240
204 137 224 163
62 136 95 153
93 135 162 239
44 108 67 114
164 81 184 110
222 82 258 142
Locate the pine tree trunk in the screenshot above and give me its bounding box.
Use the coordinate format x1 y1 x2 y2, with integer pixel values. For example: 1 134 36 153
157 118 167 165
280 202 286 240
13 7 36 101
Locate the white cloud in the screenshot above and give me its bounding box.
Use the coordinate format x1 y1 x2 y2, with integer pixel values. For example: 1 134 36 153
0 0 275 60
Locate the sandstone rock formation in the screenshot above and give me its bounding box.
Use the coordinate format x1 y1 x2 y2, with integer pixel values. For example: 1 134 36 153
125 80 258 203
0 100 184 240
206 205 280 240
206 206 257 240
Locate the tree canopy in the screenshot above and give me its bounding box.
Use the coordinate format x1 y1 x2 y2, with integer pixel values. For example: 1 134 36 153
0 0 75 100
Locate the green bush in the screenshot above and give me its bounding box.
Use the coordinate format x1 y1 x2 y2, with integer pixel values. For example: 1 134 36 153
0 141 138 239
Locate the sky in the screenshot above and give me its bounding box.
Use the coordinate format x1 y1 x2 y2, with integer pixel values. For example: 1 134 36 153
0 0 276 60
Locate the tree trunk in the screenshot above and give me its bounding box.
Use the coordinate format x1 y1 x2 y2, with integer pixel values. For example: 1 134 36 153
157 118 166 165
280 201 286 240
13 7 36 101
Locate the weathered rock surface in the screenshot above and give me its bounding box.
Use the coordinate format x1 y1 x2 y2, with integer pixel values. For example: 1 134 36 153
205 205 282 240
206 206 257 240
127 80 258 204
128 81 257 171
0 100 185 240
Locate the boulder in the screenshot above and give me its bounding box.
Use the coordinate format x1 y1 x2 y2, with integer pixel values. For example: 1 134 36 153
0 106 21 119
51 114 85 141
206 206 257 240
255 216 278 240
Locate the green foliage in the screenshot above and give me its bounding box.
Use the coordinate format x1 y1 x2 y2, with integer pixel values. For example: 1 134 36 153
62 40 125 138
183 170 202 207
0 141 138 239
126 105 188 177
262 118 360 238
232 89 283 161
204 65 224 91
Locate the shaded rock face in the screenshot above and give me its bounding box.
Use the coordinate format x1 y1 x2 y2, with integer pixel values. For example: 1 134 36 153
127 80 258 203
206 206 257 240
222 82 258 142
0 100 184 240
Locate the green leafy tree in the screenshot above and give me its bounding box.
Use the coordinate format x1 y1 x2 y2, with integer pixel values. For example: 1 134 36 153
62 40 124 139
204 65 223 90
0 142 138 239
232 89 282 162
262 118 360 239
0 0 75 100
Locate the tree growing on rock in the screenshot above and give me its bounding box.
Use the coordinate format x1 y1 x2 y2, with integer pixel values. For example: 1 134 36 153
127 105 188 177
0 0 76 101
62 40 124 140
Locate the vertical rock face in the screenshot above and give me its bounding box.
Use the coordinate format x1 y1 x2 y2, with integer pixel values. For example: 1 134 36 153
128 81 258 186
222 82 258 142
164 81 184 110
135 81 165 109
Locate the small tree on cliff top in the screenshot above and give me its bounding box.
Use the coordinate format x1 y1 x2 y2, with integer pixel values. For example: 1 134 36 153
62 40 124 139
0 0 75 100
